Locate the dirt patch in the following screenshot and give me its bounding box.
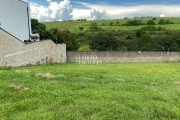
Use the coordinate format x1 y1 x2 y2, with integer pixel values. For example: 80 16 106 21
8 84 29 92
56 74 66 78
36 73 55 79
149 83 158 90
174 81 180 85
38 80 58 84
75 77 94 81
151 86 158 90
111 100 119 105
117 78 126 82
150 83 157 86
15 70 29 73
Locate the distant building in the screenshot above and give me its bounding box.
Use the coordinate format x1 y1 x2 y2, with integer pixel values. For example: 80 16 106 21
0 0 39 42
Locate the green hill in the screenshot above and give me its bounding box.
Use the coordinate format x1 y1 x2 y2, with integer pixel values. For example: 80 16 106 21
43 21 85 30
43 17 180 32
42 17 180 51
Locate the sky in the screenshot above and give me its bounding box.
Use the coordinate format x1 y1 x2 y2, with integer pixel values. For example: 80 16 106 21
28 0 180 22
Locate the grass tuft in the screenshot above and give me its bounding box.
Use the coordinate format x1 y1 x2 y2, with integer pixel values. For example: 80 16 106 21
8 84 30 92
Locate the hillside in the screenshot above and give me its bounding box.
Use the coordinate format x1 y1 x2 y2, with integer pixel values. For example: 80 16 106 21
43 17 180 32
42 17 180 51
43 21 85 30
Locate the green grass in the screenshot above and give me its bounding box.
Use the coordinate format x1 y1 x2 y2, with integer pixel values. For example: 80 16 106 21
43 17 180 32
1 63 180 119
78 44 91 51
69 24 180 33
43 21 85 30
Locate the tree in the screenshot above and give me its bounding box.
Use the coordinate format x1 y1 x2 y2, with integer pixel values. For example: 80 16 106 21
158 19 173 25
31 19 79 50
138 34 151 51
49 28 59 44
152 17 156 20
31 19 39 33
116 21 119 25
110 22 114 26
141 26 165 31
89 22 98 31
90 32 119 51
79 27 84 32
126 35 133 40
125 20 143 26
136 30 144 37
31 19 46 40
146 20 155 25
158 19 166 24
56 30 79 50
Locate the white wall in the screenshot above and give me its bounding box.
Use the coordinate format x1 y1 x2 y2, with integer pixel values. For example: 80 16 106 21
0 0 30 41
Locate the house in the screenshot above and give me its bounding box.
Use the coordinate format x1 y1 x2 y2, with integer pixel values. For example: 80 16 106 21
0 0 39 42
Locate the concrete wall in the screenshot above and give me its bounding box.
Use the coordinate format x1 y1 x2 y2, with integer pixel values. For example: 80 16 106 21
0 29 66 67
0 0 30 41
67 51 180 63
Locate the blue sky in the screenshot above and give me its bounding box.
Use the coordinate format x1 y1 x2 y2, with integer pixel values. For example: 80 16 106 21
31 0 180 5
29 0 180 22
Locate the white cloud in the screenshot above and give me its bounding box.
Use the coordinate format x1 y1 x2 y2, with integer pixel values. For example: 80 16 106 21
30 0 73 22
47 0 61 3
30 1 180 22
90 9 109 20
160 14 166 17
71 8 90 19
75 2 180 19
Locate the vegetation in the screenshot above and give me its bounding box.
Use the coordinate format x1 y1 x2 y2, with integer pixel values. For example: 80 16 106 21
146 20 156 25
1 63 180 119
40 17 180 51
123 19 144 26
158 19 174 25
43 20 84 30
90 32 119 51
31 19 79 50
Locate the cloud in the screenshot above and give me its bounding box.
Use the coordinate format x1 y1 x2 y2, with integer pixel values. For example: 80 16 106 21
71 8 90 19
30 0 73 22
90 9 109 20
30 1 180 22
160 14 166 17
81 3 180 19
47 0 62 3
74 2 180 19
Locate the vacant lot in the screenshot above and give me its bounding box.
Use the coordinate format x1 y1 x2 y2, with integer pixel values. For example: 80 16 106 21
1 63 180 119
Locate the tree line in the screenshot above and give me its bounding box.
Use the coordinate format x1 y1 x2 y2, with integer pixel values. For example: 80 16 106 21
87 30 180 51
76 23 180 51
123 19 174 26
32 19 180 51
31 19 79 50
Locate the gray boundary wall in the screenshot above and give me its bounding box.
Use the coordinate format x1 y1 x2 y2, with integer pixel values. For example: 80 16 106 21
67 51 180 63
0 29 66 67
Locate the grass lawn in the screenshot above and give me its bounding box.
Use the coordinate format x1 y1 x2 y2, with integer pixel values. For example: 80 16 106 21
1 63 180 119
